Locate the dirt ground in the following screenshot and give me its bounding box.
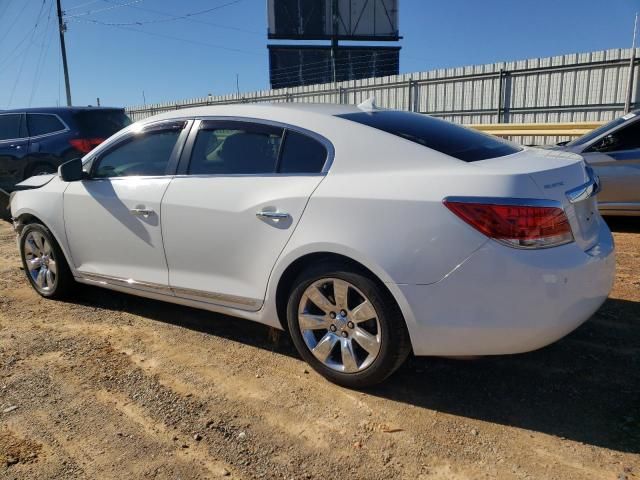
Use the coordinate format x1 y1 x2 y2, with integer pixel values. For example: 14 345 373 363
0 218 638 480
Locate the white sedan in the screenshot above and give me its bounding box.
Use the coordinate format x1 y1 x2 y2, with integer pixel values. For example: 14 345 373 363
10 103 615 388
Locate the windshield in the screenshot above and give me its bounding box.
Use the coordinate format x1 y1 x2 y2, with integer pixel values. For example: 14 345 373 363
567 111 637 147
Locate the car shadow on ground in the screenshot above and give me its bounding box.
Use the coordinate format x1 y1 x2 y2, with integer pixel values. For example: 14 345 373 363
605 216 639 233
66 284 640 454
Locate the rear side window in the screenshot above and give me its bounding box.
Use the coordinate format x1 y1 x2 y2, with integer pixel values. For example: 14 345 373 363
189 123 283 175
0 114 25 141
27 114 65 137
73 110 131 138
337 110 521 162
279 131 328 173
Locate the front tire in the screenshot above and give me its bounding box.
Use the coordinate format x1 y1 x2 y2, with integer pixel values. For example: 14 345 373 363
287 263 411 388
19 223 74 299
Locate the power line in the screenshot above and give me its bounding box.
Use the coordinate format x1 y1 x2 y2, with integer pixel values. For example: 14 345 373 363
29 0 56 106
99 0 262 35
7 0 49 107
65 0 145 18
77 0 246 26
67 17 263 56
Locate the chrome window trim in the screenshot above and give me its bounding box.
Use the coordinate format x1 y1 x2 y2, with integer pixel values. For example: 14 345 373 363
75 271 262 311
443 196 562 208
177 115 335 175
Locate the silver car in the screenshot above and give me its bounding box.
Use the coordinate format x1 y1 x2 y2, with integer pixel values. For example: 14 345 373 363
553 110 640 216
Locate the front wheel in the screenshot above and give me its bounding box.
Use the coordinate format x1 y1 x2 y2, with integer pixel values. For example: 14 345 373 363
287 263 411 388
19 223 74 299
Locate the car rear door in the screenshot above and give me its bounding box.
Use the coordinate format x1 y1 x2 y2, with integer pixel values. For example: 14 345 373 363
580 118 640 212
161 119 331 310
63 120 191 291
0 113 29 191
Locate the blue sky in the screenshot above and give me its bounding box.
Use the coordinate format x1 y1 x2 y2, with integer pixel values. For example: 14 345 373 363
0 0 638 109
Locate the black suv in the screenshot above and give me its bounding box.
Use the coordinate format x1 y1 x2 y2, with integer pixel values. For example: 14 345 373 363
0 107 131 192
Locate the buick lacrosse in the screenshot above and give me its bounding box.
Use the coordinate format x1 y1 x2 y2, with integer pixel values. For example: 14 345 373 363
10 102 615 388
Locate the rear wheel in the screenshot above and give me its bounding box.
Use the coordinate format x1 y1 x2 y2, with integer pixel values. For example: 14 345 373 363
287 263 411 388
19 223 73 299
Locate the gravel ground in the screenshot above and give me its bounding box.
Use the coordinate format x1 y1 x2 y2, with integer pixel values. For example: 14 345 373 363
0 217 638 479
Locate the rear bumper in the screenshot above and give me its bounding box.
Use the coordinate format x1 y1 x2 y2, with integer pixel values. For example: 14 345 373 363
399 222 615 356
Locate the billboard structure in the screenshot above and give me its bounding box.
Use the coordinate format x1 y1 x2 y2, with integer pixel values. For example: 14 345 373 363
268 45 400 89
268 0 399 41
267 0 401 88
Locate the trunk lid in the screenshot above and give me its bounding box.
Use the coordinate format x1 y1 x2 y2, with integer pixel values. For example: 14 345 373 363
474 148 600 251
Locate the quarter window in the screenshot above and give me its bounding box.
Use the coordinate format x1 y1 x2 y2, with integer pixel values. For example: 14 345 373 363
93 129 181 178
0 114 25 141
278 131 328 173
189 124 283 175
27 114 65 137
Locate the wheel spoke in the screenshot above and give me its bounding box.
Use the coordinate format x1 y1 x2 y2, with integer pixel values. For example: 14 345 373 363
36 268 46 288
47 259 57 275
353 327 380 356
42 241 52 256
45 269 54 288
311 332 339 362
341 339 359 373
306 286 335 313
332 279 349 310
25 237 38 255
350 300 376 323
298 312 331 331
26 257 42 270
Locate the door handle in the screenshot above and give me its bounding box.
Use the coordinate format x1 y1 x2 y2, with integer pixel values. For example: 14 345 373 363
256 210 289 220
130 208 154 218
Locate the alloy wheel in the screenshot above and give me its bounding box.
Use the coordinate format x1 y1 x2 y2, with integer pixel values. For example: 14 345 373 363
23 231 57 293
297 278 382 373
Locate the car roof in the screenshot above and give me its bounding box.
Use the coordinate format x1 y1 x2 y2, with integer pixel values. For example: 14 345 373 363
0 106 125 114
142 103 364 125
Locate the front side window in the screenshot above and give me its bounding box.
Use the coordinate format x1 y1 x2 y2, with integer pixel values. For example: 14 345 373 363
27 114 65 137
0 114 25 141
189 123 283 175
337 110 521 162
93 129 181 178
279 131 328 173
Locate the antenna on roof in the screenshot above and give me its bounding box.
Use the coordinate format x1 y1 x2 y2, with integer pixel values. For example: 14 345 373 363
357 96 379 112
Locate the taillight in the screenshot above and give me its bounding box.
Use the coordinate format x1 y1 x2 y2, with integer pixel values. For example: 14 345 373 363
443 198 574 249
69 138 105 153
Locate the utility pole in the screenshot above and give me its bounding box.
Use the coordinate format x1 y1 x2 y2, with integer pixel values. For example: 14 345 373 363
624 12 638 113
56 0 72 106
331 0 339 84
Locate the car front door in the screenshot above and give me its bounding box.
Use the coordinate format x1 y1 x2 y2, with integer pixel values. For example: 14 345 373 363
0 113 29 192
161 119 331 310
63 120 191 291
581 118 640 213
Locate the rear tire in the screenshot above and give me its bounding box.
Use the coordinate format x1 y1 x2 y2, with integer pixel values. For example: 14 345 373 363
286 262 411 388
19 223 74 299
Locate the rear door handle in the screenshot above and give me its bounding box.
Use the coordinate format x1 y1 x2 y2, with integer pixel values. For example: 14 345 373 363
256 210 289 220
130 208 154 218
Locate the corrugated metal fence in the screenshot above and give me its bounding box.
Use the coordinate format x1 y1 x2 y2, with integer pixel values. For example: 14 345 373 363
126 48 640 145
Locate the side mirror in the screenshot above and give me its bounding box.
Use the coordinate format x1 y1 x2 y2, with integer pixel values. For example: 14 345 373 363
59 158 86 182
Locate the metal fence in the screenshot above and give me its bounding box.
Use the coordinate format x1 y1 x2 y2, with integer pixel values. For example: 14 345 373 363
126 48 640 145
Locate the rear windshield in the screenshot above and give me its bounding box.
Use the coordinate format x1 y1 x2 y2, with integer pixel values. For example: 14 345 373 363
73 109 131 138
337 110 521 162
